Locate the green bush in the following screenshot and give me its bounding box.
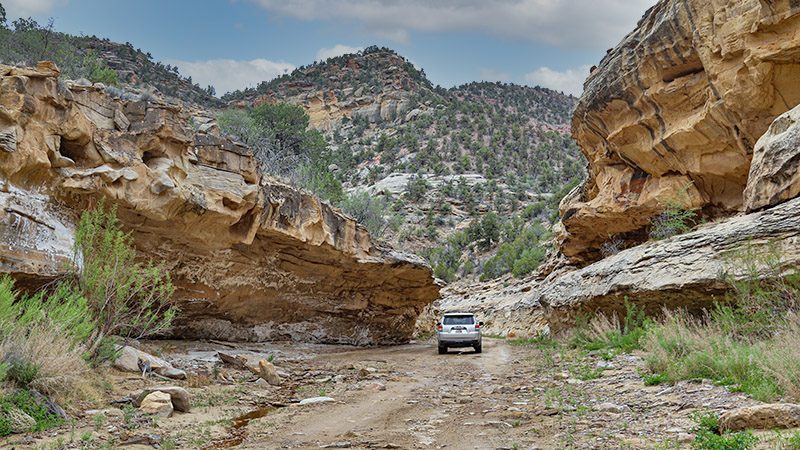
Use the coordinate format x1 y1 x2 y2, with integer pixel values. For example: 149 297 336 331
649 184 698 241
339 191 393 239
74 200 176 356
0 390 65 436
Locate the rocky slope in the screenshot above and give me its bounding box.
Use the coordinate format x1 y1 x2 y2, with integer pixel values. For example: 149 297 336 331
226 48 583 280
561 0 800 263
0 20 220 107
0 62 439 345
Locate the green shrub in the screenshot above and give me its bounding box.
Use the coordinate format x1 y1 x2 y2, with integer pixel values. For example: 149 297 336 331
0 390 65 436
649 183 698 241
339 191 393 239
74 200 176 356
643 372 670 386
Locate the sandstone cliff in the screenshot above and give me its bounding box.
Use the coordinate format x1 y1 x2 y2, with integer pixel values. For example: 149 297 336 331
561 0 800 263
0 62 439 345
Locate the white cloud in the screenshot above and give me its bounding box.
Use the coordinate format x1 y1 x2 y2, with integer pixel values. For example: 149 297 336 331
4 0 66 17
166 58 295 96
250 0 655 48
315 44 362 61
479 68 510 82
524 65 591 96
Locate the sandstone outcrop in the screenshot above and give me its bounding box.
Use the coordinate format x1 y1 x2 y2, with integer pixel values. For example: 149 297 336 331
744 104 800 212
436 196 800 337
719 403 800 432
562 0 800 263
0 62 439 345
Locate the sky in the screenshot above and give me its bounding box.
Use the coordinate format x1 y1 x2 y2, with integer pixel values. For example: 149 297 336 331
3 0 655 97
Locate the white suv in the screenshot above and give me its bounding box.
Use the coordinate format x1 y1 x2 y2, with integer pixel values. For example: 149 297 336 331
436 312 482 354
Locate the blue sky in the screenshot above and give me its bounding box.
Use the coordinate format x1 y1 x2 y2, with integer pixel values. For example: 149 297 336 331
3 0 655 96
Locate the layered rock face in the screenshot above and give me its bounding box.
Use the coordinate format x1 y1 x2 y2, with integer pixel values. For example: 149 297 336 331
0 62 439 345
562 0 800 263
436 196 800 337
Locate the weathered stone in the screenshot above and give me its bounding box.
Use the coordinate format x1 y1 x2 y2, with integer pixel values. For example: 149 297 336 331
138 391 173 418
114 346 171 373
744 104 800 212
0 63 439 345
257 359 282 386
562 0 800 263
134 387 190 413
719 403 800 431
298 396 335 406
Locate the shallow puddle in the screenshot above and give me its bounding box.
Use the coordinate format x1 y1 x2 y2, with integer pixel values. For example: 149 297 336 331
232 405 277 428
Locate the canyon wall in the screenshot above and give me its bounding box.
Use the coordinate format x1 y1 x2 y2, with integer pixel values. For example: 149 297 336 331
0 62 439 345
561 0 800 263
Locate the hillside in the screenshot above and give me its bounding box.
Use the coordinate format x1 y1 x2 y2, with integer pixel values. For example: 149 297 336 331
223 47 585 282
0 16 221 107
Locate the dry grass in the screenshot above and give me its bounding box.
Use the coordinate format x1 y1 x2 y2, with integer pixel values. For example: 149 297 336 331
0 322 88 398
760 312 800 400
584 312 621 342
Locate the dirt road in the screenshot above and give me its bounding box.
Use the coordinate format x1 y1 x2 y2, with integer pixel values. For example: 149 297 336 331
245 339 516 449
4 338 761 449
227 338 753 449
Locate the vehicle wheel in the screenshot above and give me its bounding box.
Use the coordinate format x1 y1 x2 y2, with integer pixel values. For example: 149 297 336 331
474 343 482 354
438 345 447 354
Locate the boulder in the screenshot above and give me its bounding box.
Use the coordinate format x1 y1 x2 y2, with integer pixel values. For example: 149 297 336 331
134 387 191 413
257 359 282 386
719 404 800 432
744 105 800 212
113 346 185 379
298 396 335 406
138 391 173 418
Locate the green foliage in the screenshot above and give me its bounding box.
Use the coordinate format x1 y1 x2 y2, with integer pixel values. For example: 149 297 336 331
74 200 176 355
218 103 345 203
405 176 430 202
642 372 670 386
649 183 698 240
339 191 394 238
467 212 501 251
4 357 39 388
642 241 800 402
84 50 118 85
0 276 94 345
0 390 64 436
690 411 758 450
480 221 548 281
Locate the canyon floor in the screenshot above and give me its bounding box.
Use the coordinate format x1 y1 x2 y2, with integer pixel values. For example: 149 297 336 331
8 337 796 449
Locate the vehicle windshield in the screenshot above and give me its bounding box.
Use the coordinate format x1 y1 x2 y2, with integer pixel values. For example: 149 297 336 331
443 315 474 325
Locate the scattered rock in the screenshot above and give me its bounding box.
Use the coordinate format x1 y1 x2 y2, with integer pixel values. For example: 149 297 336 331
719 403 800 431
299 396 335 406
320 442 352 448
593 402 629 414
134 387 191 413
138 391 173 418
114 346 185 379
258 359 282 386
85 408 124 418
